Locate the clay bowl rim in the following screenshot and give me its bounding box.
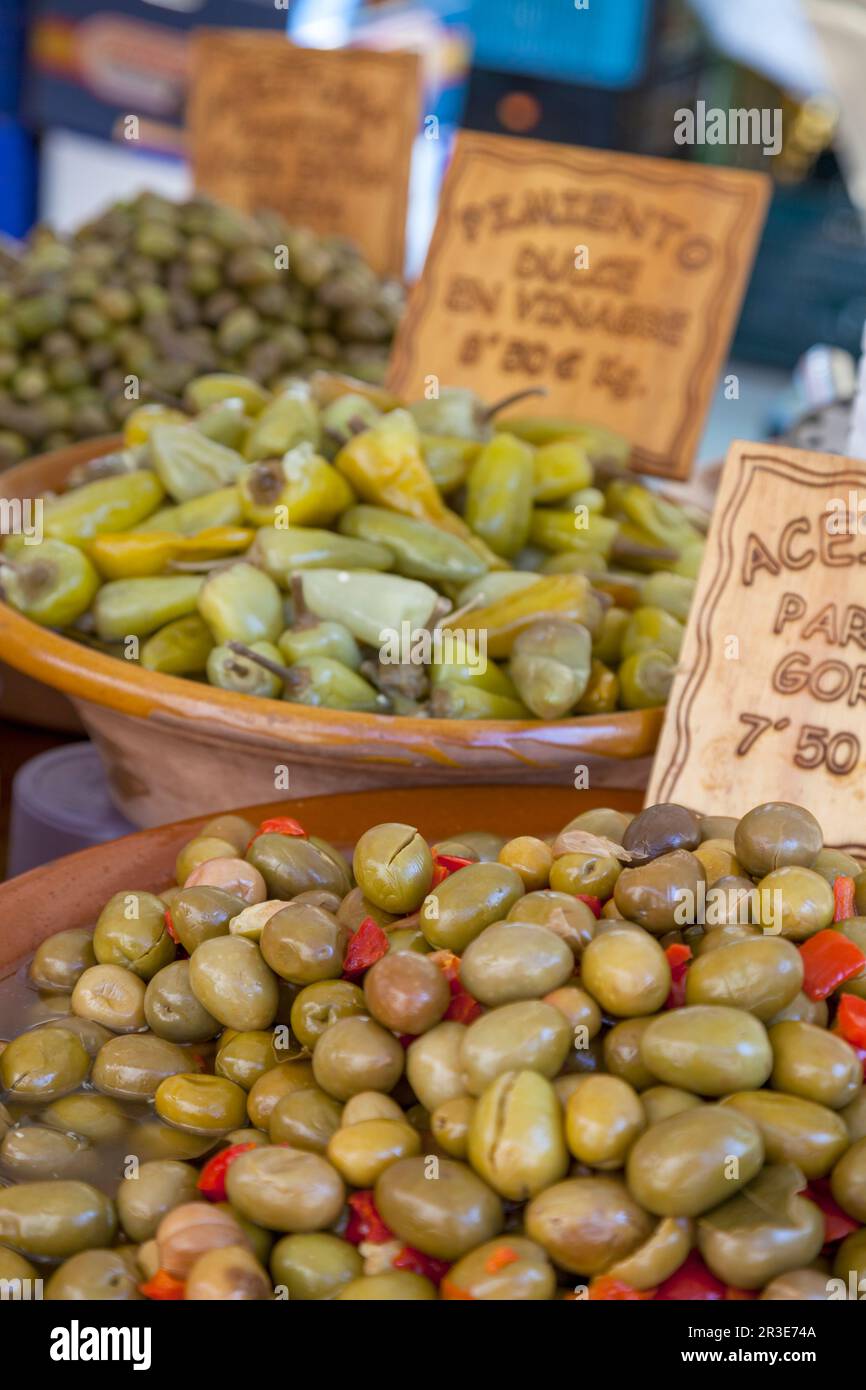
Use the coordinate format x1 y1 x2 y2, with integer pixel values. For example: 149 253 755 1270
0 782 645 973
0 437 662 758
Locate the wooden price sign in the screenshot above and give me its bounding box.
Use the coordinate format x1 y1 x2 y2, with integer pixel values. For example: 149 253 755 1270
647 441 866 852
187 32 421 277
388 132 770 480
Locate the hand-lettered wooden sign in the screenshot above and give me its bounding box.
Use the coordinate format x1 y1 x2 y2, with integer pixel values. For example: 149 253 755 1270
388 132 770 480
647 440 866 851
187 32 421 277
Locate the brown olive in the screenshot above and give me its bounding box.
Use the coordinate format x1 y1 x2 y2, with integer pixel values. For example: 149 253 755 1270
621 803 701 865
526 1175 653 1275
363 951 449 1034
184 856 267 904
613 850 706 934
185 1244 272 1300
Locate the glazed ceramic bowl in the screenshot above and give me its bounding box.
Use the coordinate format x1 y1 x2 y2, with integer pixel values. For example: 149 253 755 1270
0 441 662 827
0 783 643 978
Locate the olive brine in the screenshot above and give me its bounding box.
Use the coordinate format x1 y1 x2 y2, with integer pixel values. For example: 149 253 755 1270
2 799 866 1300
0 372 706 720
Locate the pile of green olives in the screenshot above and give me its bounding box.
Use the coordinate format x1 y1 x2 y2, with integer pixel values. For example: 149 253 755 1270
1 798 865 1301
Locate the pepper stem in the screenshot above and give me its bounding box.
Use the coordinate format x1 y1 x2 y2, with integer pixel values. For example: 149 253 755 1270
226 640 296 685
483 387 548 422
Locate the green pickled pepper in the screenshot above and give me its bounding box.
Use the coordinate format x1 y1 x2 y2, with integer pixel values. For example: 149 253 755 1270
619 649 677 709
278 621 361 670
457 571 541 609
621 606 685 661
184 373 271 417
299 569 440 648
283 656 383 712
239 445 354 529
338 505 486 585
575 659 620 715
529 508 619 559
420 435 481 494
640 572 696 623
1 539 100 628
194 400 253 451
253 526 391 583
243 392 321 462
134 487 243 536
509 619 593 720
497 416 630 464
38 471 165 546
592 606 630 665
319 394 382 456
94 575 204 642
409 387 490 441
149 425 246 502
532 440 593 504
207 641 283 698
141 614 215 674
464 434 534 559
429 680 530 721
197 562 283 645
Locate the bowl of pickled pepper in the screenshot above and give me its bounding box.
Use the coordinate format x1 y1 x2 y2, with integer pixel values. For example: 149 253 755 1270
0 372 706 825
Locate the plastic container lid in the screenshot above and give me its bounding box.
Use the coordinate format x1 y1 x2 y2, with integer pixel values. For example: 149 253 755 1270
7 743 136 878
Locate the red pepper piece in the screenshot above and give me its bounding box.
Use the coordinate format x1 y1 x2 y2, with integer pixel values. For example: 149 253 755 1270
724 1287 757 1300
196 1142 257 1202
397 1034 417 1049
834 875 857 923
441 1278 476 1300
139 1269 185 1301
444 977 483 1025
836 993 866 1051
575 894 603 918
664 942 692 1010
345 1190 393 1246
484 1245 520 1274
164 908 178 944
342 916 389 980
654 1252 725 1300
247 816 307 849
589 1275 655 1300
805 1177 861 1243
392 1246 450 1285
429 949 461 982
800 929 866 1000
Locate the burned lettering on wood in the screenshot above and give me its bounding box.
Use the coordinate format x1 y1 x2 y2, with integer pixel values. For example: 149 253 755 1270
187 32 421 277
388 133 770 480
647 442 866 852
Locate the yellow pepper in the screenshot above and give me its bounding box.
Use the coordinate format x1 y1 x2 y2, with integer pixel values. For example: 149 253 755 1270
123 403 189 447
239 444 354 528
88 526 254 579
444 574 598 659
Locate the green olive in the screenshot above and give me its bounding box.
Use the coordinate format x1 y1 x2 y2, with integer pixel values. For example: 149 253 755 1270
215 1030 279 1089
93 890 175 979
46 1248 141 1301
722 1091 849 1178
468 1070 568 1200
430 1095 476 1159
734 802 822 877
260 903 348 984
460 1001 572 1096
336 1272 436 1300
226 1145 345 1232
830 1136 866 1221
640 1086 703 1126
117 1158 201 1241
602 1017 660 1090
769 1021 862 1109
145 960 220 1042
580 926 671 1017
200 814 257 854
270 1231 362 1300
246 833 352 900
757 867 834 940
270 1088 343 1153
184 1244 272 1300
549 851 621 899
443 1236 556 1300
327 1117 421 1186
697 1164 824 1290
641 1006 772 1096
833 1227 866 1286
30 928 96 992
289 980 366 1050
176 836 240 886
353 822 434 914
0 1026 90 1100
419 862 525 952
405 1021 468 1112
155 1073 247 1135
0 1247 37 1286
247 1060 316 1131
605 1217 693 1291
170 886 245 953
685 936 804 1020
565 1075 645 1168
72 964 147 1032
459 923 572 1006
336 886 397 934
626 1105 764 1216
189 937 279 1031
0 1180 117 1259
525 1175 653 1275
507 890 596 957
92 1033 189 1100
312 1015 404 1101
1 1124 87 1178
375 1156 503 1261
761 1268 833 1300
842 1088 866 1143
44 1092 128 1144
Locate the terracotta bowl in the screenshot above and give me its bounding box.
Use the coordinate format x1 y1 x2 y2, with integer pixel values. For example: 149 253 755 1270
0 783 643 977
0 440 662 827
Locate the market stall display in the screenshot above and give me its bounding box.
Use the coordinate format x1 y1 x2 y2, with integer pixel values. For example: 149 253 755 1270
1 791 864 1300
0 194 403 466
